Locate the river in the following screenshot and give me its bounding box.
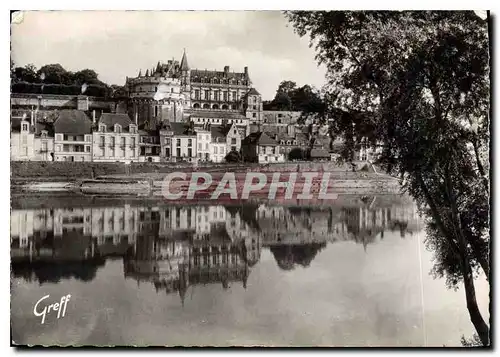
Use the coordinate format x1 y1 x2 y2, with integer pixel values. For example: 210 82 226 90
10 194 489 347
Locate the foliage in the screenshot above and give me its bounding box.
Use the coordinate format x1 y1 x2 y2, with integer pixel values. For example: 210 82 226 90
285 10 490 345
288 147 305 161
11 62 111 97
225 150 242 163
265 80 325 114
460 334 484 347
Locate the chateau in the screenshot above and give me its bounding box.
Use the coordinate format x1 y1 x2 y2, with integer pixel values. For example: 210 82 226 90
11 51 366 164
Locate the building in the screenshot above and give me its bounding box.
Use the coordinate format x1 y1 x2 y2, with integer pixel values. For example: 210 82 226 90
10 111 55 162
92 113 139 163
53 110 93 162
244 88 264 124
126 64 188 126
241 131 284 163
196 128 211 162
210 126 228 163
189 111 249 137
169 122 197 163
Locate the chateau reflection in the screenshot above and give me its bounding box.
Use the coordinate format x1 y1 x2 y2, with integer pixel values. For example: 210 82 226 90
11 197 422 290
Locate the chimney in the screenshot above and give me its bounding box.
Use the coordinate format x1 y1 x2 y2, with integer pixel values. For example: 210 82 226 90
135 111 138 125
92 110 96 124
224 66 229 73
244 66 248 76
30 109 34 126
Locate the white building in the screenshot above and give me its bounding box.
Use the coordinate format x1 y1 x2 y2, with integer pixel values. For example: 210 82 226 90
92 113 140 163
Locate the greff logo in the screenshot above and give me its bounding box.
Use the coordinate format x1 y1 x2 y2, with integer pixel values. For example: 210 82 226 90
33 294 71 324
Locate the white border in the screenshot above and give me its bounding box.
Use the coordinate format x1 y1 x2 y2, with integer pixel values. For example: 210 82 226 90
2 2 498 356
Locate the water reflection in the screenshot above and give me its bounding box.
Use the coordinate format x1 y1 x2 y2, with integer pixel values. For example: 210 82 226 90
11 197 422 295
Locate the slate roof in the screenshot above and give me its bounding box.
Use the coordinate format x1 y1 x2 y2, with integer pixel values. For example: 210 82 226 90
180 51 189 71
189 111 247 120
210 124 233 141
53 110 92 135
246 88 260 96
191 69 247 80
11 118 55 136
310 148 331 158
98 113 133 131
168 122 196 136
242 131 278 146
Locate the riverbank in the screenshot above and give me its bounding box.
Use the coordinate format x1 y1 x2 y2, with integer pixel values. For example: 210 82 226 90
11 161 401 196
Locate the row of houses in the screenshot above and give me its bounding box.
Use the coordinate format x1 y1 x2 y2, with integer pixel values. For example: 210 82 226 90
11 109 287 163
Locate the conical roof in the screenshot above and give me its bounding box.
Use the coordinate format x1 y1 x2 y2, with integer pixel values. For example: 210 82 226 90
180 50 189 71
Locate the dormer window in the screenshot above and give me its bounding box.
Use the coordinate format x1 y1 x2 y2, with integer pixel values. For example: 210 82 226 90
41 130 48 138
129 125 136 134
115 124 122 133
99 124 106 132
21 123 28 131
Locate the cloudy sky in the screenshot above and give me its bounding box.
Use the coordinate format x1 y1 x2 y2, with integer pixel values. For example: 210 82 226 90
11 11 327 100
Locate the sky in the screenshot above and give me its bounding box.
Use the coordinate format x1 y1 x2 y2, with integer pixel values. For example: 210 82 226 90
11 11 327 100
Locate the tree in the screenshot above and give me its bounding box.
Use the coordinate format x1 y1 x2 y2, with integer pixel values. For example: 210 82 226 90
72 69 100 85
288 147 305 161
13 63 39 83
225 150 242 163
37 64 73 85
285 10 490 345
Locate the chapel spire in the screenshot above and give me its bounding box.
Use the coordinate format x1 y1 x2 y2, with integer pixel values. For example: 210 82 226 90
180 49 189 71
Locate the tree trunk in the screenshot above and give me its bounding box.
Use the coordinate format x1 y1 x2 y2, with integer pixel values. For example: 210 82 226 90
418 173 490 345
461 254 490 346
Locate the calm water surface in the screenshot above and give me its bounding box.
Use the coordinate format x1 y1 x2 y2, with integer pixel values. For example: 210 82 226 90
10 194 489 346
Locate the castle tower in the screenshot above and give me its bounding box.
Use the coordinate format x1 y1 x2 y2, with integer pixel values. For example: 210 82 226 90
179 49 191 108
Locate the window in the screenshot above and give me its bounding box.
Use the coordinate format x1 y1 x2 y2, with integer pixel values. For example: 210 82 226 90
56 134 63 141
131 137 136 147
121 137 126 146
232 91 237 101
22 123 28 131
198 143 202 151
63 144 69 152
56 145 61 152
205 143 209 150
195 90 200 100
154 106 158 117
41 142 47 151
100 136 105 146
164 138 170 145
155 86 157 92
188 148 192 157
100 124 106 132
176 139 181 146
223 92 228 101
111 137 115 146
176 147 181 157
214 146 218 154
188 139 192 147
231 138 236 145
204 90 209 100
86 135 91 142
253 113 256 118
129 125 136 134
221 147 225 155
85 146 90 152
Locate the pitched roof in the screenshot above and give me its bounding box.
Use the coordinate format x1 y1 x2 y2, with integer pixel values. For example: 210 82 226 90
189 110 247 120
242 131 278 146
180 51 189 71
98 113 133 131
53 110 92 135
310 148 330 158
169 122 196 136
190 69 247 80
246 88 260 96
